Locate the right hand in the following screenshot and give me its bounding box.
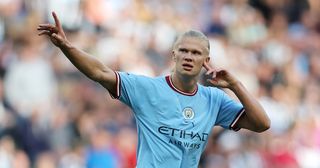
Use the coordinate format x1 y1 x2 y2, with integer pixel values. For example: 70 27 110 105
37 11 68 48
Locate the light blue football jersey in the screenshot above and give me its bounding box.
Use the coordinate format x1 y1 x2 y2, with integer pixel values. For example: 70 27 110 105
113 72 244 168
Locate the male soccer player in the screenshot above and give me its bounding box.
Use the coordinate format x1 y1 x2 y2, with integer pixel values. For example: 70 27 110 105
37 12 270 168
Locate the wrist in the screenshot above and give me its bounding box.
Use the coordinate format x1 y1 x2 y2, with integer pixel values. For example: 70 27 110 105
229 80 242 91
59 40 73 50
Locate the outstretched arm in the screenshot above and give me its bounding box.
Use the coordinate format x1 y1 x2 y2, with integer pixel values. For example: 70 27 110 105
37 12 117 95
203 62 270 133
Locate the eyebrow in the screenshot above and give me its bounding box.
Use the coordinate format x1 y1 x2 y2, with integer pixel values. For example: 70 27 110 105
178 47 203 54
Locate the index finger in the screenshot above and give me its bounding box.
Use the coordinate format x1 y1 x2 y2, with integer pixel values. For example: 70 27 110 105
52 11 61 28
203 61 211 71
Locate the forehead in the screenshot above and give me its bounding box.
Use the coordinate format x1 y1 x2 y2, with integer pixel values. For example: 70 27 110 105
176 37 208 53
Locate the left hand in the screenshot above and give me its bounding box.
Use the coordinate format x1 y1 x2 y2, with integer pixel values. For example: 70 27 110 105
203 62 239 89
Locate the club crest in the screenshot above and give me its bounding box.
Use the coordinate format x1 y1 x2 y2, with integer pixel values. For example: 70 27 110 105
183 107 195 120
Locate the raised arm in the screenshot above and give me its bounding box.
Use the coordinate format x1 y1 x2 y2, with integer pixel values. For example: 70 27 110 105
203 62 270 133
37 12 117 96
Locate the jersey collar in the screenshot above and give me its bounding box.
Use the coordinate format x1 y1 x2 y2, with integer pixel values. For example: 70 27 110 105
165 75 198 96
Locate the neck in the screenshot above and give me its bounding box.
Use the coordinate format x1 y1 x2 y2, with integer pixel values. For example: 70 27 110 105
171 72 198 93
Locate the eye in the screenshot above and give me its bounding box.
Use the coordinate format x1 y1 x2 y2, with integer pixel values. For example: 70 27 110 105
179 48 188 53
192 50 201 56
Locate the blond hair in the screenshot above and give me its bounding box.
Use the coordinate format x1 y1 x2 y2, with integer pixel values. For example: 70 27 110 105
173 30 210 51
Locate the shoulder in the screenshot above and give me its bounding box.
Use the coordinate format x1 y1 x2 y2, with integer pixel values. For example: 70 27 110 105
198 84 223 95
198 85 227 103
118 72 152 80
118 72 165 85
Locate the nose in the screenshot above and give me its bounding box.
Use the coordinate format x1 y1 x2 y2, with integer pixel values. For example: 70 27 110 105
184 57 192 62
183 53 193 62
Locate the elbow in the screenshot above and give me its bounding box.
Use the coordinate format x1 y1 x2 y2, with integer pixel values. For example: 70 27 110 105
256 117 271 133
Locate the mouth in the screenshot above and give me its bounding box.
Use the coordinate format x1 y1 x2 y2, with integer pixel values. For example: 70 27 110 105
182 63 193 71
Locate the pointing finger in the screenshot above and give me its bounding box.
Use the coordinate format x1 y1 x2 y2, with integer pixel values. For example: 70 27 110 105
52 11 62 29
203 62 217 78
203 62 211 71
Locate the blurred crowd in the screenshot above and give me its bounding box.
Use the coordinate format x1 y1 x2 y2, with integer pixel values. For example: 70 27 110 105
0 0 319 167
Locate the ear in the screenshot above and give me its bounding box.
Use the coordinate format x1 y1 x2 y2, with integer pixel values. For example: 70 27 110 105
205 56 210 64
172 50 177 62
203 57 211 69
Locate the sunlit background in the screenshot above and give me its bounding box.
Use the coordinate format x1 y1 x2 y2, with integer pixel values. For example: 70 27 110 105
0 0 319 167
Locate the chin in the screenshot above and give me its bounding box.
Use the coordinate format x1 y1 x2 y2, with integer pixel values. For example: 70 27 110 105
179 70 198 77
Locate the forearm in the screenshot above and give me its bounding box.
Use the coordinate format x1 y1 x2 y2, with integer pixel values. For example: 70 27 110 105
230 82 270 132
59 42 111 82
38 11 116 93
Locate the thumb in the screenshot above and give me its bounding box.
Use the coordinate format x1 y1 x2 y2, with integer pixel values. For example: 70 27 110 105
51 33 60 40
51 33 67 47
51 33 65 43
207 79 219 86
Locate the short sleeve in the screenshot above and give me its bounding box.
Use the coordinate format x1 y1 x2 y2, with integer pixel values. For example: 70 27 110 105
112 71 139 108
215 89 245 131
